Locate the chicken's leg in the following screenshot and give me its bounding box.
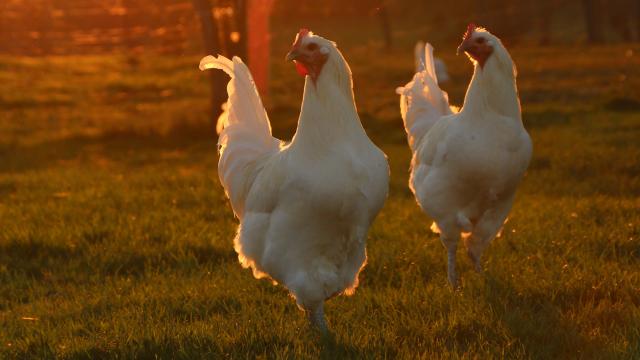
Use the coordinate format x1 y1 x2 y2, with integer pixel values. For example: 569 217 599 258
464 196 515 273
445 241 459 289
465 239 484 273
438 220 461 289
306 302 328 333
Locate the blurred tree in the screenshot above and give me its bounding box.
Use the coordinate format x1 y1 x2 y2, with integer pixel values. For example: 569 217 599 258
607 0 636 41
192 0 228 121
235 0 248 59
376 3 392 49
582 0 603 43
192 0 250 122
534 0 561 45
121 0 134 51
246 0 274 96
28 0 53 54
0 3 4 45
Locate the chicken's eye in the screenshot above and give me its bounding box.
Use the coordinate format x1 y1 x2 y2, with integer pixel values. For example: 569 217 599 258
475 38 486 44
306 43 318 51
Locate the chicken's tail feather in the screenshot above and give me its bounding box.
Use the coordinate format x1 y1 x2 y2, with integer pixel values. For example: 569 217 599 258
200 55 280 218
415 41 426 73
396 43 454 151
200 55 274 137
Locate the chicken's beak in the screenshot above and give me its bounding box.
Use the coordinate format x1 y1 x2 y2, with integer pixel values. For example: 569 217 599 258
286 49 300 62
457 39 472 55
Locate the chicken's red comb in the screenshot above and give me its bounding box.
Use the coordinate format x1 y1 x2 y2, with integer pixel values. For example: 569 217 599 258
292 28 310 48
463 23 476 40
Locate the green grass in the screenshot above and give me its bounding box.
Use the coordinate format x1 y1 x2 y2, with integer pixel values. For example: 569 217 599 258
1 22 639 359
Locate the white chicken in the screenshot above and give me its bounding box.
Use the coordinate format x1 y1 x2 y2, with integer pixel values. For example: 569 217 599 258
200 29 389 331
396 24 532 288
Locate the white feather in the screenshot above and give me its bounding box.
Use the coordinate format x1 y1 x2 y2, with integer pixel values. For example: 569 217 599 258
396 43 454 152
414 41 450 84
200 55 281 218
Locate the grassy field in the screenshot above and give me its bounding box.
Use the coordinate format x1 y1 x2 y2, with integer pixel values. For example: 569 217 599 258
1 21 640 358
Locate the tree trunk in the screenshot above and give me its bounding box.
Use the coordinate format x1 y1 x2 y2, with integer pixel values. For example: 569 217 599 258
0 5 4 53
475 0 490 29
536 0 553 45
192 0 227 122
377 5 392 49
31 0 53 55
582 0 603 43
122 0 135 51
232 0 248 60
246 0 274 98
636 0 640 42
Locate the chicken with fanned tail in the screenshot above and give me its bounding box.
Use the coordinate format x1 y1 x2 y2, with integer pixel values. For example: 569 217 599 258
396 25 532 288
200 29 389 332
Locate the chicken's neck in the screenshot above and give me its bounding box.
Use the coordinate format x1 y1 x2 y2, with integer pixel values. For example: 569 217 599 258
462 58 521 122
290 60 366 152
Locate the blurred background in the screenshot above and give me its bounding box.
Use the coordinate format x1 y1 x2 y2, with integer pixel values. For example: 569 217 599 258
3 0 640 56
1 0 639 137
1 1 639 357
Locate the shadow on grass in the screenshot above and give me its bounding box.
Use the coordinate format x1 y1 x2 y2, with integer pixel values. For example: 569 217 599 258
482 275 611 358
0 237 83 279
604 97 640 112
0 120 218 174
98 242 237 278
61 335 307 359
2 325 381 360
86 241 237 279
0 105 415 175
64 338 225 360
0 234 236 282
318 333 385 359
522 110 570 129
57 339 380 360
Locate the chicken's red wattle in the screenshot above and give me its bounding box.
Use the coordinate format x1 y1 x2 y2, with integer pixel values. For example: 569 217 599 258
295 61 309 77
